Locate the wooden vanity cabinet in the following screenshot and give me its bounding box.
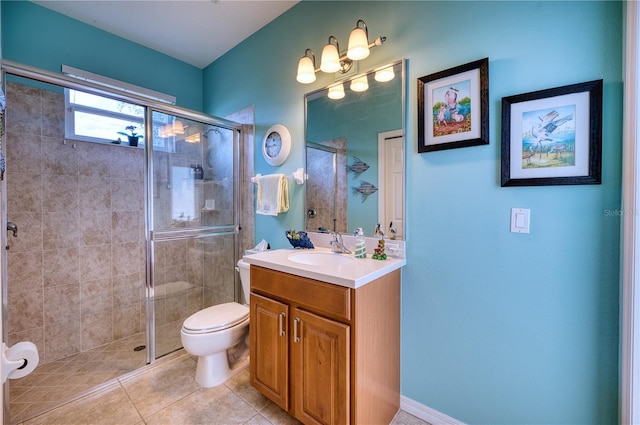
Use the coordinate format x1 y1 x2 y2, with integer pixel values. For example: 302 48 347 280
249 265 400 425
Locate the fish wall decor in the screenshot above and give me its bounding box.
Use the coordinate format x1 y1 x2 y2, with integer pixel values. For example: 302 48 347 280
353 181 378 202
348 157 370 176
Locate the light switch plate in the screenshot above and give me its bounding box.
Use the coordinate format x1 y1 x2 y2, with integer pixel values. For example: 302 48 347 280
511 208 530 233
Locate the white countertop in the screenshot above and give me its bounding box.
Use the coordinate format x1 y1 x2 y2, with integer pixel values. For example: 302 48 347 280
242 247 406 289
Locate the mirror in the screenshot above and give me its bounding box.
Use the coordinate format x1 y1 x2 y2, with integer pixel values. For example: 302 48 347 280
305 59 405 239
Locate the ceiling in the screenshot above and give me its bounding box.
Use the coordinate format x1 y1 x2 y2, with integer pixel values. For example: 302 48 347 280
32 0 299 69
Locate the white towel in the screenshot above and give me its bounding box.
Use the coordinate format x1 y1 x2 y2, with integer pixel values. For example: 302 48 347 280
256 174 289 216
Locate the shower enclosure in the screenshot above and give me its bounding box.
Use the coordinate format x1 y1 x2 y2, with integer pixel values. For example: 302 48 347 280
0 61 244 424
305 139 347 233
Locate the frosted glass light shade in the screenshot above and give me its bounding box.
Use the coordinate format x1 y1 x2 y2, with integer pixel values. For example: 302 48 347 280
296 56 316 84
374 66 395 82
173 120 185 135
347 27 370 60
350 75 369 92
328 84 345 100
320 43 341 73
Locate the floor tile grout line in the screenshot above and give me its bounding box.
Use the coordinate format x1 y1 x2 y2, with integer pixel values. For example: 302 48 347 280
117 353 204 423
115 379 147 425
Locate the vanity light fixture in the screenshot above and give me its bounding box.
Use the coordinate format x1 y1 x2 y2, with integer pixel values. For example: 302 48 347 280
172 120 185 135
184 133 201 143
159 120 186 138
296 19 386 84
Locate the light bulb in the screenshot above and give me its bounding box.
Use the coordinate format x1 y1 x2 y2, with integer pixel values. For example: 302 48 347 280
320 43 341 73
374 67 395 82
347 27 370 60
296 56 316 84
328 84 345 100
350 75 369 92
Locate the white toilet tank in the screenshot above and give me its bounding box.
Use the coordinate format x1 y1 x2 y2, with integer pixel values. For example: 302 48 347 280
237 259 250 304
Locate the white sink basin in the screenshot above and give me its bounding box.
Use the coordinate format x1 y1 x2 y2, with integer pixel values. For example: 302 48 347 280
288 252 355 266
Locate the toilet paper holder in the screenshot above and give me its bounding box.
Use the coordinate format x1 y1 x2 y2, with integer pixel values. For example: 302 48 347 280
1 341 39 384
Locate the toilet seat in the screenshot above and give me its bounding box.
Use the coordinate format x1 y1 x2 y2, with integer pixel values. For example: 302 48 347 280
182 302 249 334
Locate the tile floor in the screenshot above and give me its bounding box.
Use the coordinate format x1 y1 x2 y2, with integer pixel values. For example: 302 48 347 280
17 351 431 425
10 321 184 424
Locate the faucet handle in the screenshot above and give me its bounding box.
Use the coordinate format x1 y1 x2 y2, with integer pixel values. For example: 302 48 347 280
6 222 17 238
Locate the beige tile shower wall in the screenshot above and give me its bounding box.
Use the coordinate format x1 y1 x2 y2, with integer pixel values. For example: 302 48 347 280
306 137 347 234
306 147 337 231
5 82 146 364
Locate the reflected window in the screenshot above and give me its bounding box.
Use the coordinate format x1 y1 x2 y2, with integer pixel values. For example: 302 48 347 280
171 166 196 221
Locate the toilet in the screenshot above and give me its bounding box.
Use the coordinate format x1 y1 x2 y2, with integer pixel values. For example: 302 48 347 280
180 259 251 388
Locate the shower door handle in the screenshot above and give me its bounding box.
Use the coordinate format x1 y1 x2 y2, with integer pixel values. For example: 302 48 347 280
6 222 17 238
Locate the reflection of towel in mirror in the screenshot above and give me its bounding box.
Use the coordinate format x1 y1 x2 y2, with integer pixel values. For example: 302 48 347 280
256 174 289 216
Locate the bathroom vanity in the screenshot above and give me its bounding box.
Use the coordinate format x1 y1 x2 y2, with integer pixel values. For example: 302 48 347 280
244 248 405 425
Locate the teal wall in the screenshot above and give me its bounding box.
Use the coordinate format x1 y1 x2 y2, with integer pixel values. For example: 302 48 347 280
1 0 623 423
1 1 203 111
204 1 622 424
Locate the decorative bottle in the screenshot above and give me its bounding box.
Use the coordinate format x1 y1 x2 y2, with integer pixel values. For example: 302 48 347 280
354 228 366 259
194 164 204 180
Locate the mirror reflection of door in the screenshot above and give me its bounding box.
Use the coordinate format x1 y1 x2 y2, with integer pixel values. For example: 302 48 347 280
378 130 405 240
305 140 347 233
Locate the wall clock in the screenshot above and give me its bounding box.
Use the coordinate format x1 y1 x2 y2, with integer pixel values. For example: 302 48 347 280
262 124 291 166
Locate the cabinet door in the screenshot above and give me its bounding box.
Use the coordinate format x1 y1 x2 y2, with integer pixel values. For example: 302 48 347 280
292 308 350 425
250 293 289 410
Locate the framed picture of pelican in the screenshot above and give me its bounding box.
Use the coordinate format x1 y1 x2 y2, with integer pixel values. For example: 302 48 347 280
501 79 602 186
417 57 489 152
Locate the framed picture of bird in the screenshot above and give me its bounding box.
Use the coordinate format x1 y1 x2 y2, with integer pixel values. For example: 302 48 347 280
417 57 489 152
501 79 602 186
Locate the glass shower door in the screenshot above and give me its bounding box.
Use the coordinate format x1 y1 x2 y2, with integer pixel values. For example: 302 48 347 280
149 111 239 359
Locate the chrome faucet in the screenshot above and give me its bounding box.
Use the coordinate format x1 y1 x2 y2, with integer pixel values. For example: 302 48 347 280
329 231 352 254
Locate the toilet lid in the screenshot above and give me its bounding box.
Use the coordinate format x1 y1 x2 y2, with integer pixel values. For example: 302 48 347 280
182 302 249 334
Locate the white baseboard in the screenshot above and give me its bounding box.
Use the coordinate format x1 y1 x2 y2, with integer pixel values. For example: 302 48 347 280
400 395 465 425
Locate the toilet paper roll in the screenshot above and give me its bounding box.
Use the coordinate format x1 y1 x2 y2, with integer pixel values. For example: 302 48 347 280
5 341 39 380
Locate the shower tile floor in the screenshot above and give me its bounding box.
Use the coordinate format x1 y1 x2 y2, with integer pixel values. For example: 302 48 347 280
9 320 184 424
17 350 430 425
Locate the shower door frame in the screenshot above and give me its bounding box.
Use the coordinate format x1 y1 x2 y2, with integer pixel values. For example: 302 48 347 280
143 107 243 362
0 59 244 422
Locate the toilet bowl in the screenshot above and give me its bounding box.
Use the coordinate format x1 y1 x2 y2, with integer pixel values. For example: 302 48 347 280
180 259 251 388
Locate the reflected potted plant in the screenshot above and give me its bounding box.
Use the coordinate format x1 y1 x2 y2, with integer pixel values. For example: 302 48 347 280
117 125 143 147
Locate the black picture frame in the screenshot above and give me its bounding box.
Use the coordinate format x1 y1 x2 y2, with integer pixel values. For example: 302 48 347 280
417 58 489 152
501 80 602 187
